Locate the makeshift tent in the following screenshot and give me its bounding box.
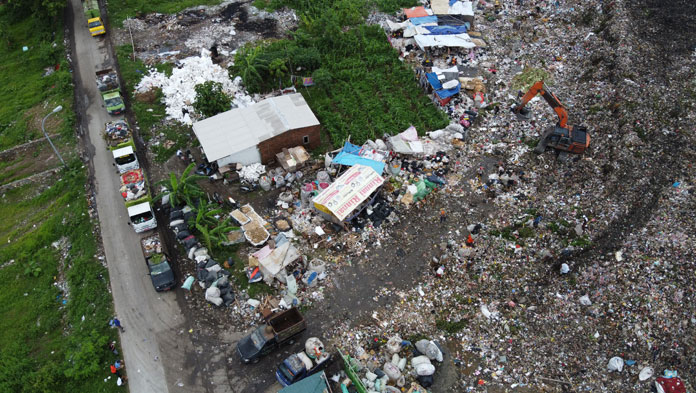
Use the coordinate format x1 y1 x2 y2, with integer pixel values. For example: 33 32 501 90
410 15 438 25
424 25 468 35
250 241 300 284
414 33 476 49
314 165 384 222
278 371 332 393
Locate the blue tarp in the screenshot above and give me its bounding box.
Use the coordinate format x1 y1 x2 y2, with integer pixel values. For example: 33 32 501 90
424 25 468 35
410 15 438 25
342 141 362 155
435 83 461 99
449 0 458 5
333 151 385 175
426 72 443 90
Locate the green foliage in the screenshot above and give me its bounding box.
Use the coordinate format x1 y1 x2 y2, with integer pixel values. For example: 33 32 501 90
373 0 418 13
155 163 207 207
231 15 449 146
436 319 467 334
0 12 74 150
116 45 167 141
511 67 552 91
193 81 232 118
0 168 121 392
151 123 194 163
518 226 535 238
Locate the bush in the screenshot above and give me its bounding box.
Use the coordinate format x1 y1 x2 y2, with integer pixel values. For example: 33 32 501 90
193 81 231 118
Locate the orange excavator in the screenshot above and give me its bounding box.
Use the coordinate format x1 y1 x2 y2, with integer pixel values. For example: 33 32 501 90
512 81 590 158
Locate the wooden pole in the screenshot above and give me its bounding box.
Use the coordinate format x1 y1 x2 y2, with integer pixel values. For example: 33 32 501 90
127 16 135 61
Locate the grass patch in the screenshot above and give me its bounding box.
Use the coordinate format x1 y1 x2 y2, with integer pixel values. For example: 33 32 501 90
436 319 467 334
511 67 552 92
0 165 121 393
232 0 449 147
570 235 592 248
107 0 223 26
151 123 195 163
216 248 274 299
0 12 74 150
116 45 167 141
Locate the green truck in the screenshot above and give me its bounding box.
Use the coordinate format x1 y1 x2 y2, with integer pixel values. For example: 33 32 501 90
104 119 139 173
83 0 105 36
96 69 125 115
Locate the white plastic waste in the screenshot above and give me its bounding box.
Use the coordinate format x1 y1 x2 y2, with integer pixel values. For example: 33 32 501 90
560 263 570 274
579 295 592 306
382 362 401 381
639 367 654 381
607 356 624 372
386 336 402 354
415 340 443 362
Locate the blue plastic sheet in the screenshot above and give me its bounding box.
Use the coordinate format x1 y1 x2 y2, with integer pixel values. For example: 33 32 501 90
342 141 362 155
435 83 461 99
426 72 443 90
424 25 468 35
332 151 385 174
410 15 438 25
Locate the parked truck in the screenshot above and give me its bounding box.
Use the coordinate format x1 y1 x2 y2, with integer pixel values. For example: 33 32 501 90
276 338 332 387
237 308 306 364
140 233 175 292
96 69 125 115
83 0 105 36
104 119 139 173
118 168 156 233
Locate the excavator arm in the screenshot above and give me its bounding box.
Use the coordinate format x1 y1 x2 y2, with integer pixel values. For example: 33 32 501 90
513 81 569 128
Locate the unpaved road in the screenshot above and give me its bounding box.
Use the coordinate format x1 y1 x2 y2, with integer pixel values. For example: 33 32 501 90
68 0 226 392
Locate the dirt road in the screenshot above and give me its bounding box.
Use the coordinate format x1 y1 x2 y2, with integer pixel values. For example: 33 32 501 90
67 0 226 392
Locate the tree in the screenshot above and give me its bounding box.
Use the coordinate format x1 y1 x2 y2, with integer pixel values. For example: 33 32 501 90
193 81 231 118
231 44 269 93
155 163 206 208
196 218 238 251
269 58 288 90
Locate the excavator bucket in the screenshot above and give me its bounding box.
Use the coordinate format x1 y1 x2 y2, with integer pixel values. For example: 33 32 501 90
511 104 532 121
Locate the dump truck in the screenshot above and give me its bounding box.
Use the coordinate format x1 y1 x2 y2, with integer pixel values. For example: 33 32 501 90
84 0 105 36
237 308 306 364
141 233 175 292
96 69 125 115
105 119 139 173
276 338 332 387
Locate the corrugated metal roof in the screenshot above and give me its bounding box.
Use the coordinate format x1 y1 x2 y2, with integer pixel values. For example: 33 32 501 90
192 93 319 163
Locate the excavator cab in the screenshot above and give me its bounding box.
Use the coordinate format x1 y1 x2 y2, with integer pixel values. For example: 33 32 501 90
513 81 590 157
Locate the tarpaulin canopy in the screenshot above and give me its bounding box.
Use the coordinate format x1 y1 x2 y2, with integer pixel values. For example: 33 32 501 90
435 83 461 99
424 25 468 35
333 151 386 174
403 6 429 18
410 15 438 25
314 165 384 222
415 33 476 49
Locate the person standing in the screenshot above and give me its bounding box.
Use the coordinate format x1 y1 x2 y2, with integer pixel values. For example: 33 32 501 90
440 209 447 222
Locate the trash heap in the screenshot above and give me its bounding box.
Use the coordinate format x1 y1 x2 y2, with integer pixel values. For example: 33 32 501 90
135 49 254 124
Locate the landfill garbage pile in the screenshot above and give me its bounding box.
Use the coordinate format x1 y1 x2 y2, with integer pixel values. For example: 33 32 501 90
135 49 254 124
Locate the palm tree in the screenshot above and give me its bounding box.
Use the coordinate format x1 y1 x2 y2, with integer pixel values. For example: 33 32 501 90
154 163 206 208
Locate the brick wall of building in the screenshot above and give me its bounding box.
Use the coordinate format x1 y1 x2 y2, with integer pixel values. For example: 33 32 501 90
258 125 321 164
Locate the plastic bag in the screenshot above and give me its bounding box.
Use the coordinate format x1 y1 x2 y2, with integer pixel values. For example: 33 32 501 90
386 335 403 354
415 340 443 362
607 356 624 372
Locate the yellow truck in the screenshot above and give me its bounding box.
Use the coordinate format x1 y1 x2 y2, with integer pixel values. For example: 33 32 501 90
84 0 105 36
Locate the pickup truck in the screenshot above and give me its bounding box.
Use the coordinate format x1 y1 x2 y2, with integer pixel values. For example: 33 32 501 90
141 234 175 291
96 69 125 115
276 344 331 387
84 0 105 36
105 120 139 173
237 308 306 364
